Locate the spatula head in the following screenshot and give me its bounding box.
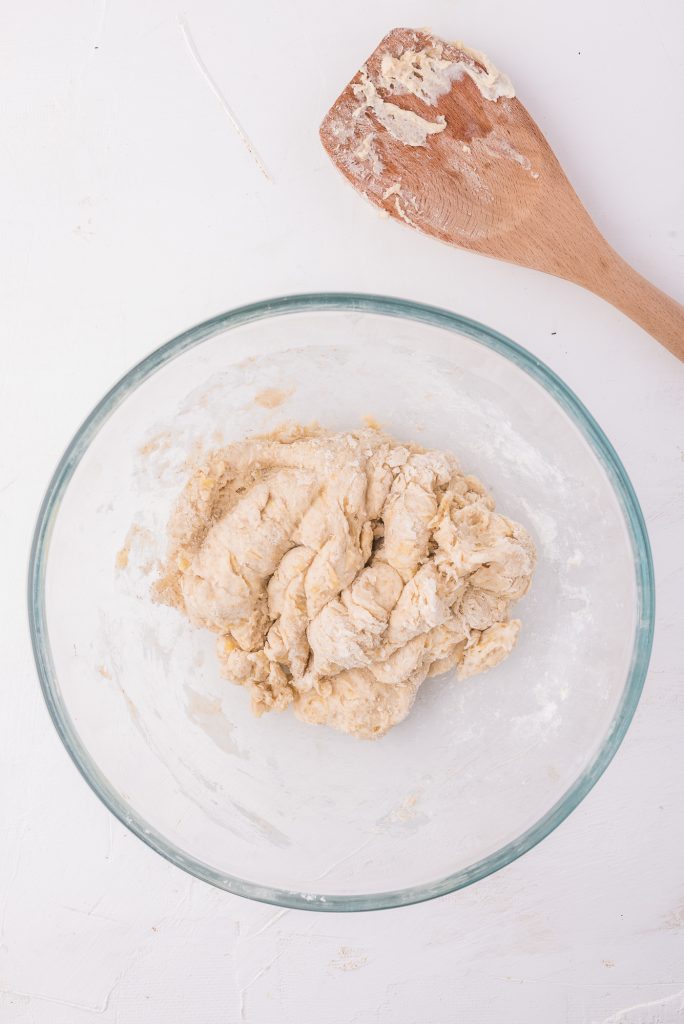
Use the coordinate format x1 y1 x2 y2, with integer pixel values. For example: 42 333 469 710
320 29 569 262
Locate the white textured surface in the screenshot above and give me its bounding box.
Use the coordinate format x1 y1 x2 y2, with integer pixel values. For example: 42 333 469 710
1 0 683 1020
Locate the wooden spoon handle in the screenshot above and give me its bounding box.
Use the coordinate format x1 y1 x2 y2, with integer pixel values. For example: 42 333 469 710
582 245 684 362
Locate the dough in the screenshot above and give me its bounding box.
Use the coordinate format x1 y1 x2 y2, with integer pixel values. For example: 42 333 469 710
155 425 536 739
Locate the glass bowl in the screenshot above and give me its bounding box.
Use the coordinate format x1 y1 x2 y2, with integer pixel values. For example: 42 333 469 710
29 294 654 911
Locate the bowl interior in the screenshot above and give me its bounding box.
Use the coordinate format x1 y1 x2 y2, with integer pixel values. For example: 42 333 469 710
33 298 651 909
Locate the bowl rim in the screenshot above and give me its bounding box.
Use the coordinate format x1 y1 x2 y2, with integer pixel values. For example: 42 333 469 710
28 292 655 912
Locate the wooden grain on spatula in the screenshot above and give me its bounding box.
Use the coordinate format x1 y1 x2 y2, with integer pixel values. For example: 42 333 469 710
320 28 684 361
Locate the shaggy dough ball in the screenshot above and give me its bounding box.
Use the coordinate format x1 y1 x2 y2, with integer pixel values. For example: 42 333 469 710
155 425 536 739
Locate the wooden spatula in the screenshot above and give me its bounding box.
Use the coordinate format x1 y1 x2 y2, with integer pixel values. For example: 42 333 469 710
320 28 684 362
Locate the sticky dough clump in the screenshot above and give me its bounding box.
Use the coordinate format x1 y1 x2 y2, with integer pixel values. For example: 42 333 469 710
154 425 536 739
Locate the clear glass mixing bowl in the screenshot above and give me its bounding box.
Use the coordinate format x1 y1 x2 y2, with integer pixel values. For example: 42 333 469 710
29 294 654 911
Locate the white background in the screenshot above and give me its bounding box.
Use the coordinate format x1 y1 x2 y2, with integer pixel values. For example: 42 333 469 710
1 0 683 1021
